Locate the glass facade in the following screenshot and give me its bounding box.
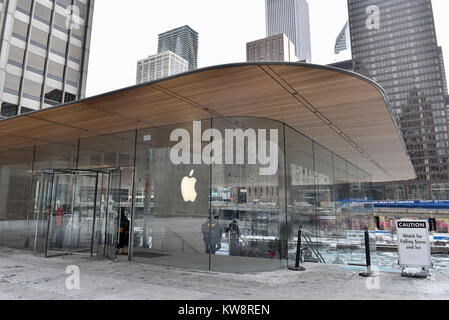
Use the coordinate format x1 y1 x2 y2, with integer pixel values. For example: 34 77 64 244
0 116 375 272
373 181 449 201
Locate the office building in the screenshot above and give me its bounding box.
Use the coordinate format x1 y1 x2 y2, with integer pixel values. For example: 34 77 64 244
0 0 95 117
136 51 188 84
265 0 311 62
438 47 448 96
0 62 414 272
348 0 449 182
246 34 298 62
334 21 351 55
157 25 198 71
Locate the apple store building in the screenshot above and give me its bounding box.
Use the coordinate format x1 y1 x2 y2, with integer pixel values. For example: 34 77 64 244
0 63 415 272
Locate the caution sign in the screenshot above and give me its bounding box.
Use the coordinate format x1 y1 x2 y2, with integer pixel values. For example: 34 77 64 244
397 220 432 268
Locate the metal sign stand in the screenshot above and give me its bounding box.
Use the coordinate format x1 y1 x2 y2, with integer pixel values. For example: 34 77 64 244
289 226 306 272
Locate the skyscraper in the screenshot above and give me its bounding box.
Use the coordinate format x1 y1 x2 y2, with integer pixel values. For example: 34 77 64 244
0 0 95 117
246 34 298 63
157 25 198 71
334 21 351 55
265 0 311 63
348 0 449 182
136 51 188 84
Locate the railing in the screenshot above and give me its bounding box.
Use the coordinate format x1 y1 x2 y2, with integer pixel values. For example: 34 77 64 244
301 230 326 264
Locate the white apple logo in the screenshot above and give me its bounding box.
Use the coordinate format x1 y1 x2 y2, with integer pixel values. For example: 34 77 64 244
181 169 198 202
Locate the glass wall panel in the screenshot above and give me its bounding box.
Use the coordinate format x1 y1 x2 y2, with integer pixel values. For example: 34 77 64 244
313 144 335 262
33 141 78 172
345 164 373 266
133 121 211 270
0 148 34 249
408 183 430 200
78 132 135 170
285 126 318 267
385 184 406 200
210 117 285 272
333 154 349 265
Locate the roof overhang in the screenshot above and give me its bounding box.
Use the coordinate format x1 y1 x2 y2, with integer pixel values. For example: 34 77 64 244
0 63 416 182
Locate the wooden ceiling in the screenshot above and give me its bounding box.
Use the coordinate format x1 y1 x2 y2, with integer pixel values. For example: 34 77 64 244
0 63 415 182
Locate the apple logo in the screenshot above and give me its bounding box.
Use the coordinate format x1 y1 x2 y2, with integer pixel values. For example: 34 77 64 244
181 169 198 202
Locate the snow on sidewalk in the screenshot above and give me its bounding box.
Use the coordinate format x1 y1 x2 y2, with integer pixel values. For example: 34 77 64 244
1 247 449 300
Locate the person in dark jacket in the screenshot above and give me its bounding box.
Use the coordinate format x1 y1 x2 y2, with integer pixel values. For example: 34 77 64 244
226 220 241 256
201 216 223 254
118 208 130 255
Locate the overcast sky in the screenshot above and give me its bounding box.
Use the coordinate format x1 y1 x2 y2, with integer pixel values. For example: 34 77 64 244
86 0 449 97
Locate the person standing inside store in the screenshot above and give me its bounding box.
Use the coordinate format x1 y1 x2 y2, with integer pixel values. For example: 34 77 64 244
226 220 241 256
118 208 130 255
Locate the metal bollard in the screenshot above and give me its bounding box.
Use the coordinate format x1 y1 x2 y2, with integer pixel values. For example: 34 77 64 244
289 225 306 271
359 227 373 277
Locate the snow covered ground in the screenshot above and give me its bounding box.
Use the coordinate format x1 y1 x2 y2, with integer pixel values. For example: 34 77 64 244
0 246 449 300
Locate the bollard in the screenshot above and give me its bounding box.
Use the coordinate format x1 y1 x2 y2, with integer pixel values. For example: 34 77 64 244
289 225 306 271
359 227 373 277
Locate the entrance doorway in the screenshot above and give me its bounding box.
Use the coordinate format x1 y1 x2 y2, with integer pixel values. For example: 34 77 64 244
28 169 126 259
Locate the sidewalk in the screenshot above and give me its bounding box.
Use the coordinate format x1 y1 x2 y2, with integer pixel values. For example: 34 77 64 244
1 247 449 300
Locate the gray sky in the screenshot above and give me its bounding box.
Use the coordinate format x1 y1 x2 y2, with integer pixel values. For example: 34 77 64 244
86 0 449 97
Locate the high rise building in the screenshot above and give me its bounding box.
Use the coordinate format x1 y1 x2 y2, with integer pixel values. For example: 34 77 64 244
157 25 198 71
136 51 188 84
348 0 449 182
438 47 448 96
334 21 351 55
246 34 298 63
0 0 95 117
265 0 311 63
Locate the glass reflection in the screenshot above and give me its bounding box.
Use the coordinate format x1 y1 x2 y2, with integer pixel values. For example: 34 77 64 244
0 116 375 272
210 117 286 272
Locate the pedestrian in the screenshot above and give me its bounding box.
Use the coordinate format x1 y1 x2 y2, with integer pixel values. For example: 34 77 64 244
226 220 241 256
118 208 130 255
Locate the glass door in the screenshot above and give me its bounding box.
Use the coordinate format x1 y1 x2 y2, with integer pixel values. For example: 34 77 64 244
92 172 110 257
104 169 122 260
69 172 99 255
46 173 75 257
31 169 114 258
32 172 54 255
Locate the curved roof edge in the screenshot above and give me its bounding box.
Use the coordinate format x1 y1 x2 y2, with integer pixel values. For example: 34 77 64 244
0 62 416 182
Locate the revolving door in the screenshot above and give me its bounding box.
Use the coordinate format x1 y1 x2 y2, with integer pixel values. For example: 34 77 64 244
29 169 123 259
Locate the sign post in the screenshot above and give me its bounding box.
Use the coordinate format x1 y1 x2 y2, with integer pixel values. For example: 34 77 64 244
396 220 432 278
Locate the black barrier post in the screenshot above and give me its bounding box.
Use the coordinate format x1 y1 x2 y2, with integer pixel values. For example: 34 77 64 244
359 226 373 277
289 225 306 271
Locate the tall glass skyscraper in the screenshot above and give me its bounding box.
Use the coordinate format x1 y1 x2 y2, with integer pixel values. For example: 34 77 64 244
0 0 95 117
348 0 449 181
265 0 311 63
157 25 198 71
